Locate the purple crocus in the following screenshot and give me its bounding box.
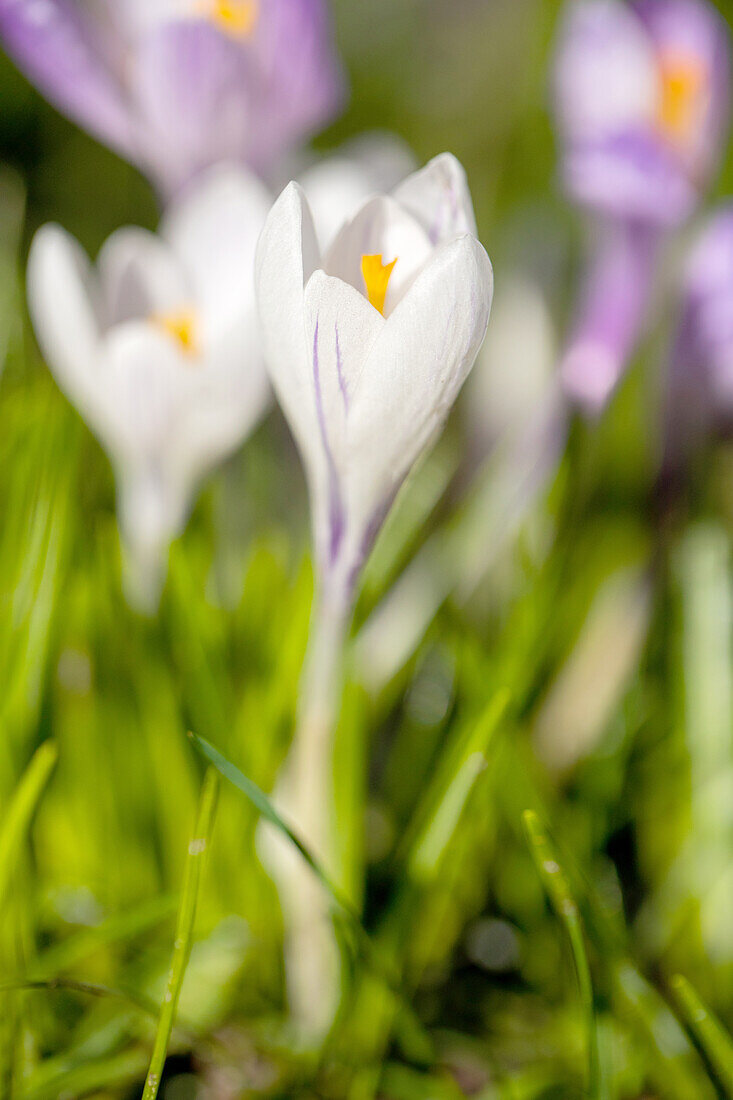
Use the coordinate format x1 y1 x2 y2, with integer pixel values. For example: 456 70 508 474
553 0 730 413
0 0 345 196
664 206 733 468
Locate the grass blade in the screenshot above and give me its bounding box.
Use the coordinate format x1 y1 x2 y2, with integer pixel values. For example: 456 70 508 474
670 974 733 1096
523 809 601 1100
142 767 218 1100
189 731 434 1050
190 731 348 910
0 741 57 907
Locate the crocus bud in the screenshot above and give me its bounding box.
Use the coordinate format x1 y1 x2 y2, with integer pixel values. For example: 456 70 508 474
0 0 345 196
553 0 730 414
255 153 494 607
27 165 272 608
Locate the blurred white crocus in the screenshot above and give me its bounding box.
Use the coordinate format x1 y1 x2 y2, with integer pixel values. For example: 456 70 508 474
255 153 493 1035
28 165 272 608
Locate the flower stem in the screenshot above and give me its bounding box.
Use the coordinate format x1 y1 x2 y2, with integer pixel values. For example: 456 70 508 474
268 577 352 1040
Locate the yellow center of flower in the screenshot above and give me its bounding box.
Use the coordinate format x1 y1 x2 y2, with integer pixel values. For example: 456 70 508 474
152 309 199 356
656 51 706 144
204 0 258 37
361 254 398 315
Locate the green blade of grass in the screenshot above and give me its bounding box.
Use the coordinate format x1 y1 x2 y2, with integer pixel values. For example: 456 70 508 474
406 689 509 882
670 974 733 1096
191 730 349 912
523 810 600 1100
190 730 434 1054
142 767 218 1100
0 741 57 908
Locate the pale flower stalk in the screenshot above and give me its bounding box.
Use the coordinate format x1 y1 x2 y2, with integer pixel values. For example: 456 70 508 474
27 165 272 608
255 153 493 1035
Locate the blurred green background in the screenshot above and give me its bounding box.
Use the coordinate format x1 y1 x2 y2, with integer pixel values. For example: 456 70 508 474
1 1 733 1097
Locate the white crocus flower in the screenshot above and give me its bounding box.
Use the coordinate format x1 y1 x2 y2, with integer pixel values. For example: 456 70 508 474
256 152 493 607
28 165 272 608
255 152 493 1036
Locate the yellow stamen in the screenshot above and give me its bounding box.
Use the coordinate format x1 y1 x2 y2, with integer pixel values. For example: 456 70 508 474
656 51 706 144
206 0 258 38
361 254 398 315
152 309 199 356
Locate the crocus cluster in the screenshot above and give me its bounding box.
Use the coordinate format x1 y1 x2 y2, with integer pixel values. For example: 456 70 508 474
553 0 730 413
4 0 495 1036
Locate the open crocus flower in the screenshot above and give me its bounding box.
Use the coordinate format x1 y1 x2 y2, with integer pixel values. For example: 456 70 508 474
554 0 729 226
28 165 272 607
553 0 730 413
0 0 345 196
256 152 493 607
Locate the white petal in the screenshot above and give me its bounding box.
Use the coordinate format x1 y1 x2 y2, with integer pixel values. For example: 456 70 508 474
299 132 416 251
255 181 322 470
323 195 433 315
98 320 194 464
345 235 493 549
27 224 105 422
97 226 191 325
553 0 657 141
391 152 478 243
302 269 384 466
170 312 270 488
162 163 272 331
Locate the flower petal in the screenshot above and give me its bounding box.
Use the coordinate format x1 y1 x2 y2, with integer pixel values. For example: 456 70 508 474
323 195 433 316
302 269 384 508
391 152 478 243
248 0 346 170
97 227 191 325
171 317 270 489
255 181 321 459
345 234 493 555
131 20 253 195
27 224 106 421
98 321 193 463
563 129 697 226
0 0 136 160
560 222 658 413
162 163 272 330
298 132 416 251
633 0 731 181
553 0 657 143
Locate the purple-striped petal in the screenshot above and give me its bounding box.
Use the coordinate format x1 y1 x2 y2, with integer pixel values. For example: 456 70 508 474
131 20 255 196
249 0 346 172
